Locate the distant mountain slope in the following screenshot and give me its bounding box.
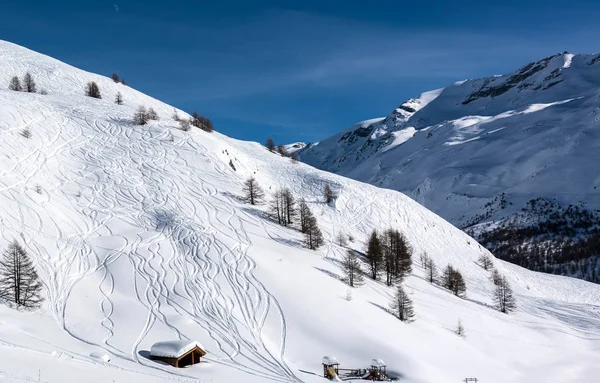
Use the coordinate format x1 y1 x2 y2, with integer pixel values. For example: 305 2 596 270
298 52 600 282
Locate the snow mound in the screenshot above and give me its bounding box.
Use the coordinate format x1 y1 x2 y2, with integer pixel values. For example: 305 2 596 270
90 352 111 363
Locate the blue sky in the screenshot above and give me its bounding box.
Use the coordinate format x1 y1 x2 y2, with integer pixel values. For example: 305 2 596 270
2 1 600 144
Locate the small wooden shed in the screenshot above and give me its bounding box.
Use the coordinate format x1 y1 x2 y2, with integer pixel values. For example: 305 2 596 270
150 340 206 368
369 358 387 380
322 356 340 379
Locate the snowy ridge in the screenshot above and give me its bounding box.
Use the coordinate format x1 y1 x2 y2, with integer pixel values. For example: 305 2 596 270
297 52 600 281
0 41 599 383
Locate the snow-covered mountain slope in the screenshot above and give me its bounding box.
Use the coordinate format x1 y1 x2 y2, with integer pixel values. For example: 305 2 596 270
298 52 600 282
1 40 600 383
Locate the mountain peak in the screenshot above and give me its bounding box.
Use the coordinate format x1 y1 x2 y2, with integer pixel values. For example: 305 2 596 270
297 52 600 284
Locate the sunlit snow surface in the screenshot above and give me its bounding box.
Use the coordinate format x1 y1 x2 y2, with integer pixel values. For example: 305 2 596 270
0 41 599 383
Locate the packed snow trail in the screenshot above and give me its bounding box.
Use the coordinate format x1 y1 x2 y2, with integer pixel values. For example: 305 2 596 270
0 40 600 383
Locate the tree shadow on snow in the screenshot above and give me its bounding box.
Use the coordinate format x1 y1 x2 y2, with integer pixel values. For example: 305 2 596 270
221 191 246 204
368 301 392 315
313 266 343 281
271 235 303 248
240 207 273 222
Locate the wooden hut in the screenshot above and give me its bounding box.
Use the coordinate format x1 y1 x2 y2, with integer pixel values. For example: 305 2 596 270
322 356 340 379
369 358 387 380
150 340 206 368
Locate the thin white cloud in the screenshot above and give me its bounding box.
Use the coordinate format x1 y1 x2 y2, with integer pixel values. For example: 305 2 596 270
113 4 119 12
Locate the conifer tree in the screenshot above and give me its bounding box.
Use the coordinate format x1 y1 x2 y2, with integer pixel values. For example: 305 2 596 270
381 229 412 285
282 188 296 225
115 91 123 105
389 284 415 322
365 230 382 280
323 184 334 204
112 72 120 82
425 256 438 283
0 241 44 308
336 232 348 247
478 254 494 271
456 319 465 337
491 268 503 286
342 249 364 287
277 144 288 156
265 137 275 151
441 264 467 298
23 72 36 93
242 176 265 205
147 107 159 120
191 112 214 132
298 199 311 233
304 214 324 250
179 119 191 131
133 106 148 125
270 189 285 225
493 275 516 313
8 76 22 91
85 81 101 98
270 188 295 226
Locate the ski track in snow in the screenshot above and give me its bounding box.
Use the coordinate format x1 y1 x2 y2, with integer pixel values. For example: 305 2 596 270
0 99 300 382
2 42 600 383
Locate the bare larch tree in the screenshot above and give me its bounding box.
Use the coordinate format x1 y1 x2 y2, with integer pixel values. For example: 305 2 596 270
478 254 494 271
441 264 467 298
242 176 265 205
425 256 438 283
389 284 415 322
0 241 44 309
493 275 517 314
133 106 148 125
85 81 101 98
191 112 214 132
9 76 22 91
23 72 36 93
323 184 334 204
303 213 324 250
265 137 275 151
365 230 382 280
456 319 465 337
147 107 159 120
277 144 288 157
342 249 364 287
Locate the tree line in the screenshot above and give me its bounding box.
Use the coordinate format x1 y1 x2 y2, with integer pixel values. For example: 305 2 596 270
242 171 516 324
264 137 298 161
468 198 600 284
8 72 45 94
8 73 215 134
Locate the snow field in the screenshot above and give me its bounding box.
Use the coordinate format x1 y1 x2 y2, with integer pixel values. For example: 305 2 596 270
0 40 599 383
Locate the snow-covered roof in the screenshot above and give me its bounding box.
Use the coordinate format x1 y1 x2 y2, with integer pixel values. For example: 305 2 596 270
150 340 206 358
322 356 339 365
371 358 386 367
